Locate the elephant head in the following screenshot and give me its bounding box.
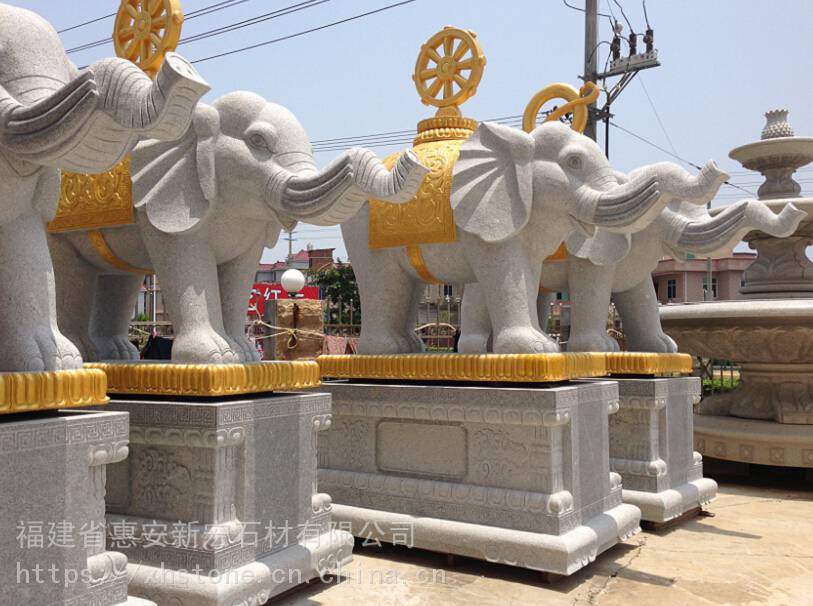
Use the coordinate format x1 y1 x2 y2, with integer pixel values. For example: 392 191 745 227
131 91 427 240
0 52 209 175
450 121 728 245
659 199 806 259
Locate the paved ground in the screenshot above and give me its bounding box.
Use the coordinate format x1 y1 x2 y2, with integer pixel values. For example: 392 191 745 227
277 464 813 606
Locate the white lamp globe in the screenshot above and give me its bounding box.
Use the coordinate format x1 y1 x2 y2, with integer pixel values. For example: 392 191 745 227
280 268 306 294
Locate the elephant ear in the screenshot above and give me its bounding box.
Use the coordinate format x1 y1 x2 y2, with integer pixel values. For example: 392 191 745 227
451 122 534 243
565 228 631 266
131 104 220 234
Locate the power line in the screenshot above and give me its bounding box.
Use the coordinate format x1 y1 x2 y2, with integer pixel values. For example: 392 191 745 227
58 12 116 34
181 0 330 46
638 75 678 157
189 0 419 65
65 0 258 54
609 120 756 196
562 0 613 20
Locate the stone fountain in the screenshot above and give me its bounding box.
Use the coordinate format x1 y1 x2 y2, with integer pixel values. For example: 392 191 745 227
660 110 813 468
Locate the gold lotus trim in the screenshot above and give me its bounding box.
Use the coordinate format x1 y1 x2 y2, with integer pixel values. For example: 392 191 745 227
605 353 693 376
0 369 109 415
87 361 321 396
318 353 607 383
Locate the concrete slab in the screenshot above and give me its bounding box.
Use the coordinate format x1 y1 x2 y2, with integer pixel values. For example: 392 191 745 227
271 474 813 606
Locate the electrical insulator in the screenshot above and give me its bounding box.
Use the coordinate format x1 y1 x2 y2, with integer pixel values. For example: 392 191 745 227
644 28 654 53
628 31 638 56
610 35 621 61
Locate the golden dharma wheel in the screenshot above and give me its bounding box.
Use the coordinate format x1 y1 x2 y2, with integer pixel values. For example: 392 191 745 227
113 0 183 76
522 81 600 134
413 26 486 112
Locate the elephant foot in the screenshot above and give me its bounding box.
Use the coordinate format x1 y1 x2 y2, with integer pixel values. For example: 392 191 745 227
0 326 84 372
358 329 423 354
92 336 140 361
493 327 560 354
172 329 240 364
227 334 261 362
567 331 620 353
63 333 99 361
625 332 678 353
458 332 490 354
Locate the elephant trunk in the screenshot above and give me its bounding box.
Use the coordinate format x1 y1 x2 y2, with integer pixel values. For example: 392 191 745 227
666 200 806 254
0 71 99 164
0 52 209 171
630 160 729 204
89 52 209 141
267 147 428 226
573 173 660 228
572 160 729 232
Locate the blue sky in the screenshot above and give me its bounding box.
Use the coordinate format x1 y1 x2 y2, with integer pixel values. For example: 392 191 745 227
18 0 813 262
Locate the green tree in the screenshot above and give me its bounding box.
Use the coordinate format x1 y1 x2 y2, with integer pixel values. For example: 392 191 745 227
312 265 360 324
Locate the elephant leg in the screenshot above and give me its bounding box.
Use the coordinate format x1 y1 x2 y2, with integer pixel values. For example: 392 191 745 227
89 274 143 361
613 279 678 353
566 256 619 352
0 210 82 371
141 225 238 364
218 240 265 363
344 221 418 354
49 233 100 361
466 237 558 354
458 283 492 353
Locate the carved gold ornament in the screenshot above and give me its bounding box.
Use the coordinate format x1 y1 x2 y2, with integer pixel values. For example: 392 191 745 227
50 158 134 233
52 0 184 275
369 139 466 250
87 361 321 397
0 368 109 415
113 0 184 77
522 81 600 134
318 353 608 383
605 352 693 376
413 26 485 114
368 26 486 280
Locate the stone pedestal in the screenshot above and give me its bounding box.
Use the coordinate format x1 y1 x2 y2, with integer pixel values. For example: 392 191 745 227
316 380 640 576
104 392 353 606
604 377 717 523
0 410 152 606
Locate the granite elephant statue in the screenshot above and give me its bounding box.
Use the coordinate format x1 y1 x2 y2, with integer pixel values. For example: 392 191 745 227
0 3 209 371
342 120 728 354
459 182 805 353
51 91 427 364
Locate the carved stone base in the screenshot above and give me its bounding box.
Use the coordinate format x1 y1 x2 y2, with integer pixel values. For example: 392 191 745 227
316 380 641 575
697 363 813 424
331 501 639 576
0 410 150 606
604 377 717 523
103 392 352 606
695 414 813 468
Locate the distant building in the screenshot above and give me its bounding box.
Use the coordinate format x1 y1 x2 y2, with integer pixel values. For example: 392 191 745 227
254 247 337 283
652 252 756 303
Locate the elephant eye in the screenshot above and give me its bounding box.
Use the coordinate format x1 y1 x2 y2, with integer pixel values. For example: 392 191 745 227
248 133 270 151
566 155 583 170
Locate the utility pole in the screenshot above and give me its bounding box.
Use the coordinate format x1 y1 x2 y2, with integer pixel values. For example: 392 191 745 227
705 201 714 301
583 0 599 141
286 229 295 262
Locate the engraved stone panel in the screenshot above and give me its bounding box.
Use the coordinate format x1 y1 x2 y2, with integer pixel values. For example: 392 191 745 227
377 420 466 479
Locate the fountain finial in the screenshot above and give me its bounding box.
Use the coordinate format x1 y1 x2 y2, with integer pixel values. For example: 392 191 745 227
761 109 795 140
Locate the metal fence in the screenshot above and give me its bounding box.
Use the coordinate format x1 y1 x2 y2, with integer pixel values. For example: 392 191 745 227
322 296 464 350
695 357 741 395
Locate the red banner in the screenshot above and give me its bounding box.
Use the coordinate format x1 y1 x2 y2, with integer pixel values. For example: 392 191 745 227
248 283 320 316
